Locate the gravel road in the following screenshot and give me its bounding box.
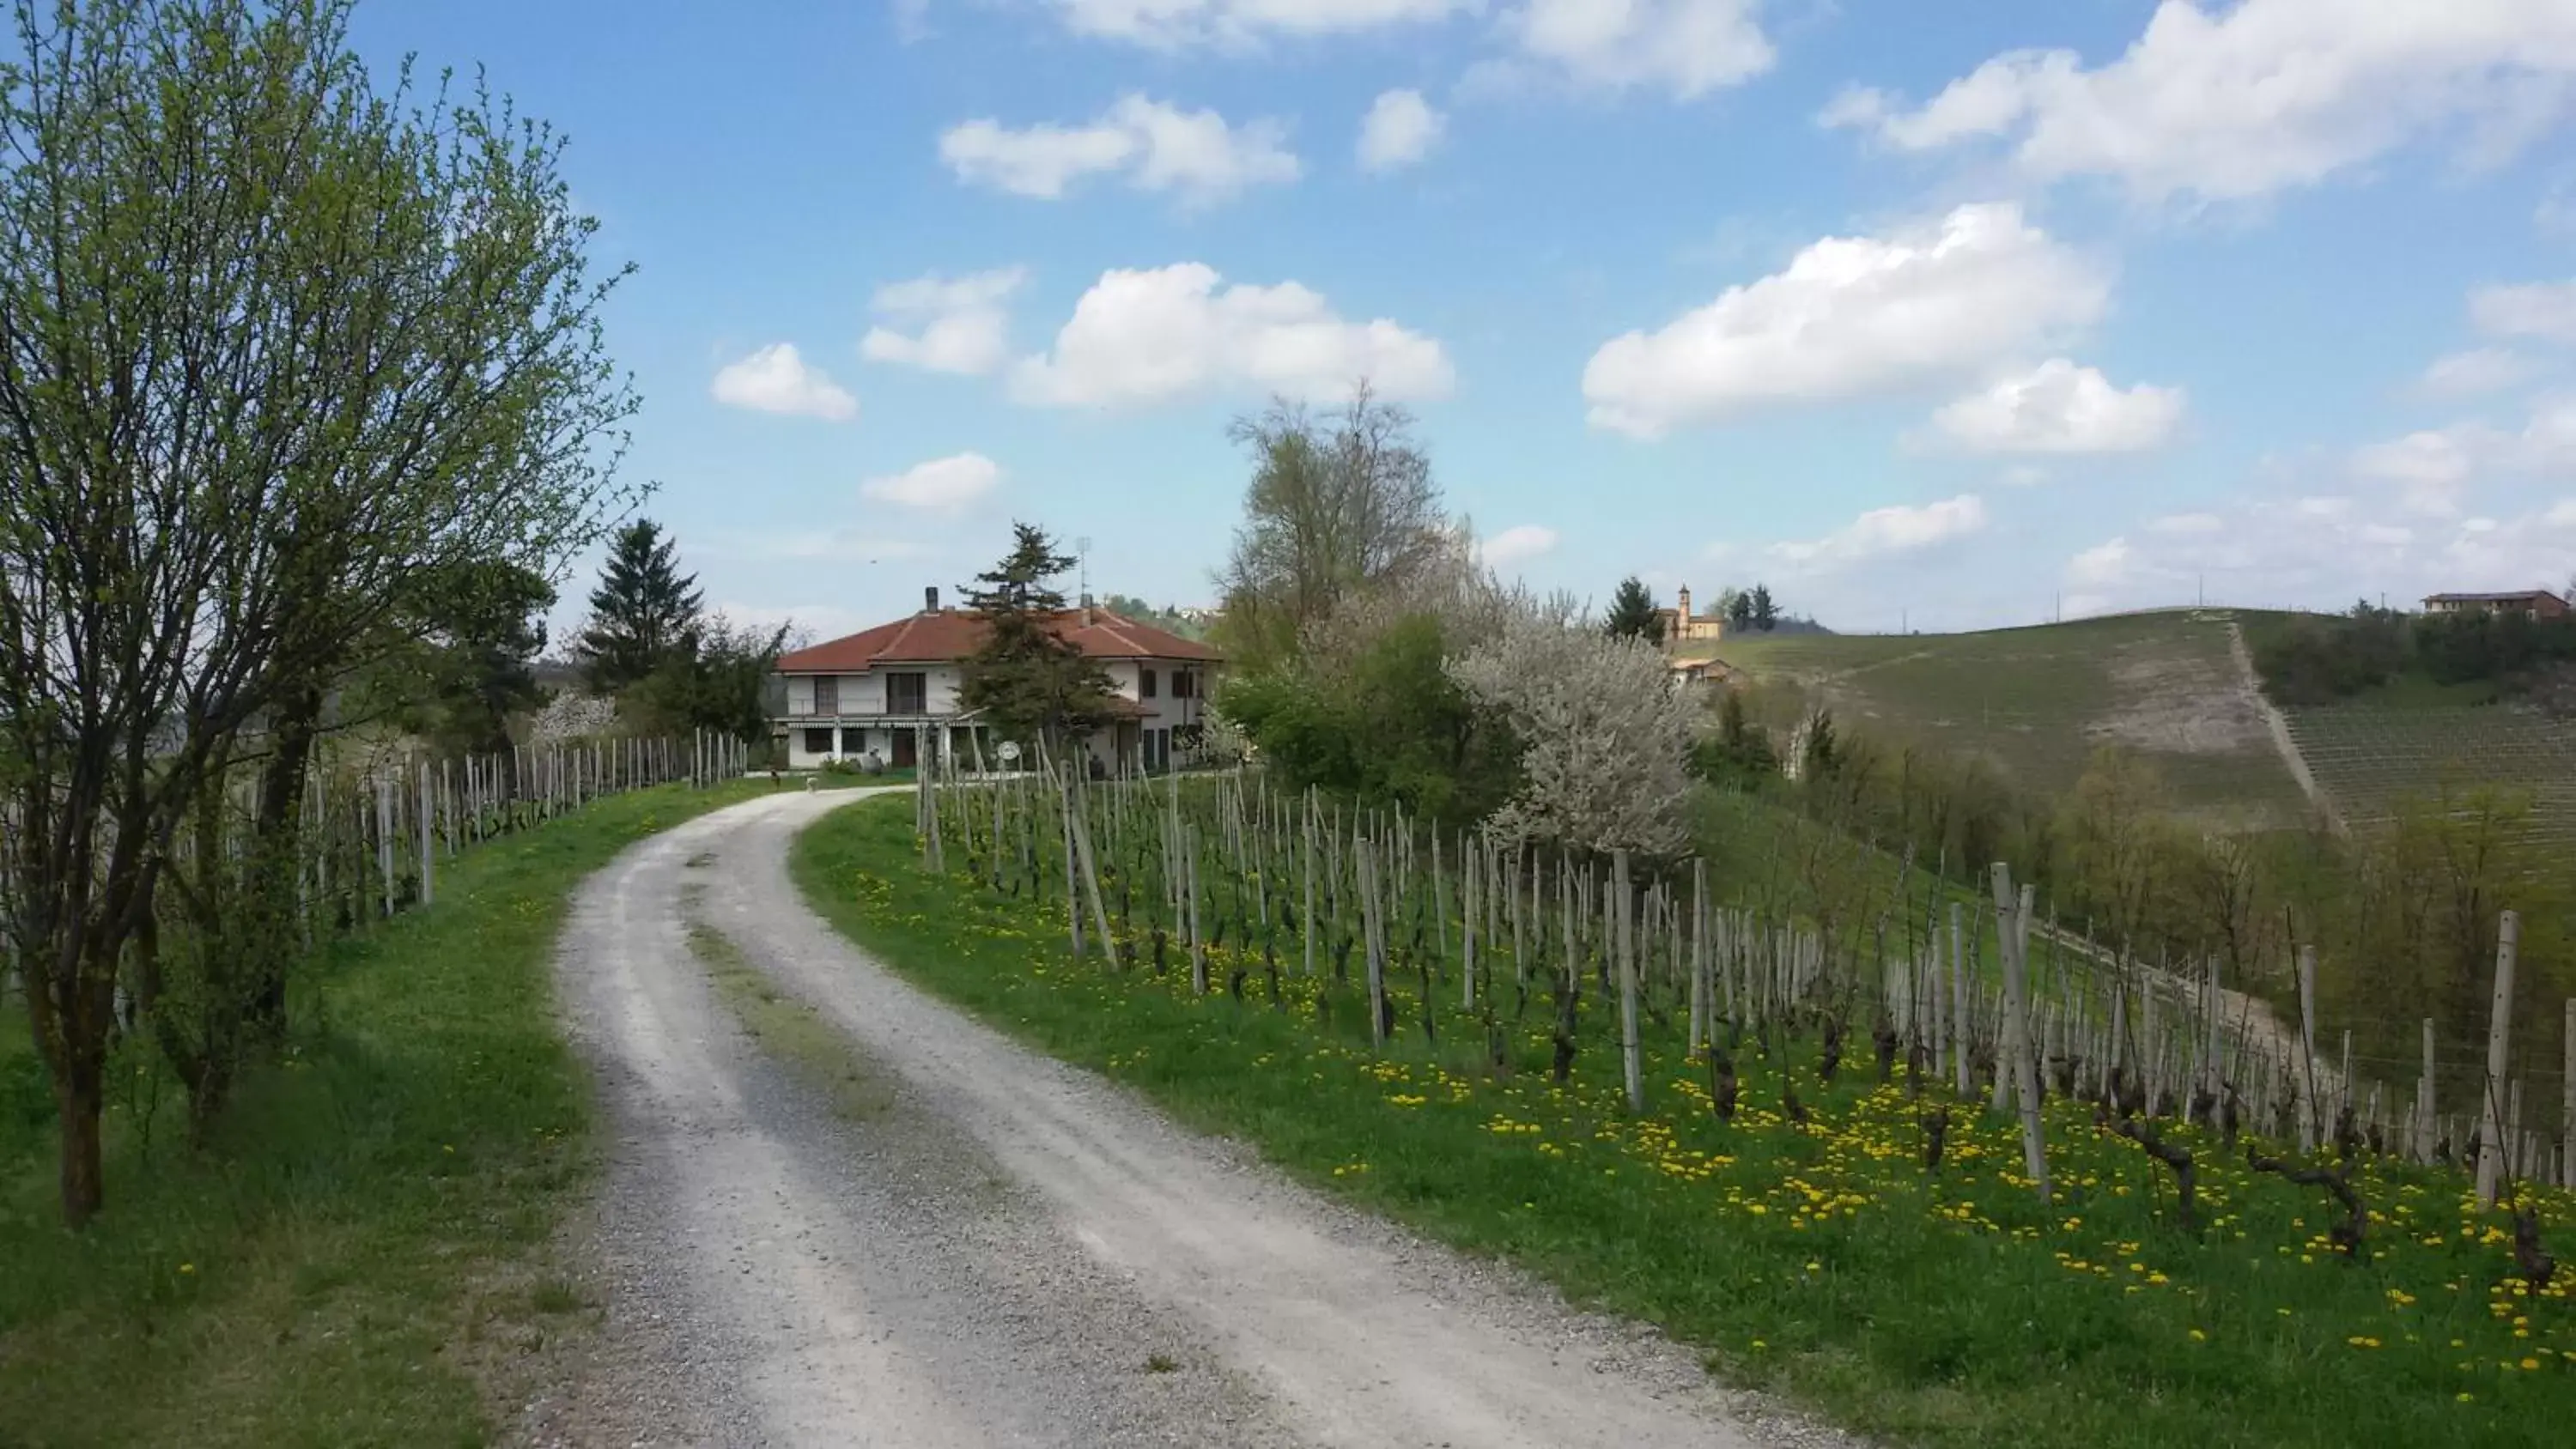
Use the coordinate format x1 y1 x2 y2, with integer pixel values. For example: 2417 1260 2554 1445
532 788 1860 1449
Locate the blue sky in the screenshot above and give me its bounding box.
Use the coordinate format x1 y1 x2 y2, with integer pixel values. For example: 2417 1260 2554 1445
349 0 2576 640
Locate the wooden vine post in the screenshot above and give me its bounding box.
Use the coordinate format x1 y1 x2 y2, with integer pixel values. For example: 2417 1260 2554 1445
1991 863 2050 1201
1613 849 1643 1114
2476 910 2519 1210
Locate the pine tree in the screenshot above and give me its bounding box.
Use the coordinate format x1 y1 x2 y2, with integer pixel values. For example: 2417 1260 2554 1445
1749 583 1778 634
1604 575 1666 645
574 519 703 692
957 523 1120 752
1725 589 1753 631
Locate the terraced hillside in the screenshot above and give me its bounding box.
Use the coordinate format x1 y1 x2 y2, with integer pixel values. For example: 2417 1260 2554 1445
1697 609 2318 828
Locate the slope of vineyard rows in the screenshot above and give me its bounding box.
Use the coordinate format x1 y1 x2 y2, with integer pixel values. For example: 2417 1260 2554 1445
1701 610 2312 827
2286 700 2576 847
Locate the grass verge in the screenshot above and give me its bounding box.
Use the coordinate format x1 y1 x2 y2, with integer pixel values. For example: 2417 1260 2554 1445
793 793 2574 1449
0 779 778 1448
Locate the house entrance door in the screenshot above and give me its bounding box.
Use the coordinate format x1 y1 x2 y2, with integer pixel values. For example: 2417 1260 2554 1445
891 729 919 768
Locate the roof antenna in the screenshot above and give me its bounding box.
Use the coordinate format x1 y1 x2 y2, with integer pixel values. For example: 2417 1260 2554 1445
1076 535 1093 610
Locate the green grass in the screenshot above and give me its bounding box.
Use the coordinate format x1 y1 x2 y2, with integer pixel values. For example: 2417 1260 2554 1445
0 778 780 1448
793 794 2576 1449
1704 610 2313 828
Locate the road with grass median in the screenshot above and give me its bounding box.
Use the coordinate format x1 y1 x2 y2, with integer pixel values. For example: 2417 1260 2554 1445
546 787 1853 1449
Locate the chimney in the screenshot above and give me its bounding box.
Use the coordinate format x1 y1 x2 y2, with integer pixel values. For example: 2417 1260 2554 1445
1080 591 1096 627
924 585 939 613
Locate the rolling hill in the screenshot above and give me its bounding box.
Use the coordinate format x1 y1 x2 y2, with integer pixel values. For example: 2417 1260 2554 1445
1694 609 2313 828
1692 607 2576 846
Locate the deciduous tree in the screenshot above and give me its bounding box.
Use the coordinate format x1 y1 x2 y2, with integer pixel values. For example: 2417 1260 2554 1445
1215 383 1449 673
1448 617 1698 858
0 0 635 1224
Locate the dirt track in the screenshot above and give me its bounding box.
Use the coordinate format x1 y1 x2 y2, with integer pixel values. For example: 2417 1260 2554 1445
529 788 1856 1449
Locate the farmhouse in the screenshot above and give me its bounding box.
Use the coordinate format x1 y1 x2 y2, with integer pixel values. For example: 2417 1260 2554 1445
1657 585 1727 646
770 588 1221 772
2421 589 2570 621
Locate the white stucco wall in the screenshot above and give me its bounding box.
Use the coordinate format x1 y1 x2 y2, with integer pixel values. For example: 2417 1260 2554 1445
775 659 1212 771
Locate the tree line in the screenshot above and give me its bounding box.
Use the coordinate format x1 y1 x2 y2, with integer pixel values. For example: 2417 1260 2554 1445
2255 599 2576 708
0 0 698 1226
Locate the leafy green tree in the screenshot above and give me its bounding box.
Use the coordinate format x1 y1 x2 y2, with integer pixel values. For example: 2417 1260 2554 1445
1726 589 1754 631
374 561 556 757
958 524 1120 752
1690 686 1778 789
1604 575 1666 645
1216 384 1449 673
1749 583 1778 633
0 0 634 1224
1223 615 1519 822
574 519 703 692
623 614 789 742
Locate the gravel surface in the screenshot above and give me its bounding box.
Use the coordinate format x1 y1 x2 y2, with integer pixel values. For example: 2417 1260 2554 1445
532 788 1868 1449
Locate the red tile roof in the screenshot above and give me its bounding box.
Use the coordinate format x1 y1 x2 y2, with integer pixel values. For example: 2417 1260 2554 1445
776 608 1222 673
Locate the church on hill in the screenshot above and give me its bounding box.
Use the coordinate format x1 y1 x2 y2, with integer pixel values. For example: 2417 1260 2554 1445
1657 585 1728 646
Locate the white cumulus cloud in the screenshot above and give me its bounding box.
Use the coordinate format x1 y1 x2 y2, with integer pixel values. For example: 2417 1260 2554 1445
1931 359 2184 454
711 343 858 421
1476 524 1558 568
1768 494 1990 570
1512 0 1775 99
861 452 1004 512
2418 347 2538 398
1821 1 2576 202
2351 398 2576 518
2470 279 2576 344
862 267 1027 377
1583 203 2108 437
939 94 1299 206
1051 0 1465 46
1358 88 1445 173
1009 263 1454 409
2065 537 2134 589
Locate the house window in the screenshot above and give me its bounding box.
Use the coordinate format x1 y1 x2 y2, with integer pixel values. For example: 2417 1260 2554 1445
1172 669 1195 700
1139 667 1158 699
885 671 927 715
813 676 839 715
803 727 832 756
841 727 868 755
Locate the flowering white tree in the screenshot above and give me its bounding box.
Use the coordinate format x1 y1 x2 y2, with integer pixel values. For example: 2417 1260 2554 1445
1446 616 1698 858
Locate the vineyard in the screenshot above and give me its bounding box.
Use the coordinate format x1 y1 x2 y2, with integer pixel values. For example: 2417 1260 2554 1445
792 765 2576 1449
2286 701 2576 850
1698 611 2313 828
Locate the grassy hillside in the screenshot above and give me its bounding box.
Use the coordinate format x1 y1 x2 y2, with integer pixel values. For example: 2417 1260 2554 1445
1698 608 2576 848
1697 610 2313 828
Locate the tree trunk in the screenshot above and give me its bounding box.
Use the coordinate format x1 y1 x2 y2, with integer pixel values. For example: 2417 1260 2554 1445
55 1058 106 1227
248 681 325 1030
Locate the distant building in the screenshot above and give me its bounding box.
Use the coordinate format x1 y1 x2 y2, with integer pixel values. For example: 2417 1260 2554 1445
2421 590 2570 621
770 586 1221 772
1656 585 1727 647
